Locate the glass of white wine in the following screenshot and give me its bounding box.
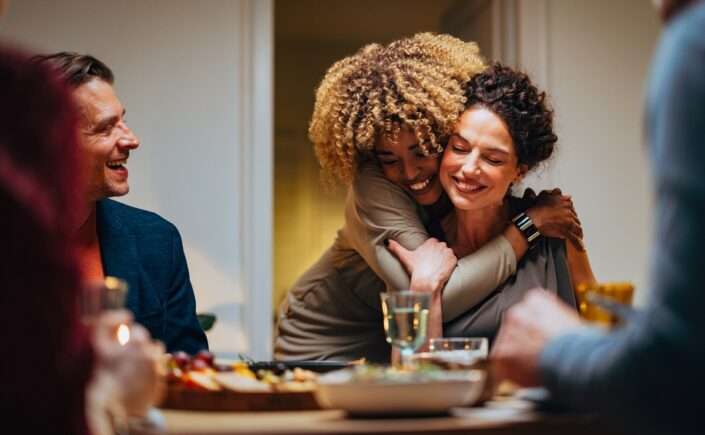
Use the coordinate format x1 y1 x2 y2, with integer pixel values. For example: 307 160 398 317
81 276 130 345
380 291 430 368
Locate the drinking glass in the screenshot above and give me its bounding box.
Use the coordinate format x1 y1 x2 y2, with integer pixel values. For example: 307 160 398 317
81 276 131 345
380 291 430 368
429 337 488 366
83 277 164 432
576 281 634 327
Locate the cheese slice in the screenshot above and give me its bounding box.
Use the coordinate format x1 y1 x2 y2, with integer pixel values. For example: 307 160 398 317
214 372 271 392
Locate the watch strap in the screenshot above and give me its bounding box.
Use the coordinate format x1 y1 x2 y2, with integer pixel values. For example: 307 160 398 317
512 212 541 247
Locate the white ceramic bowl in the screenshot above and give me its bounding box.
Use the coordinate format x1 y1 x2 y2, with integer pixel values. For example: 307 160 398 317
314 368 486 416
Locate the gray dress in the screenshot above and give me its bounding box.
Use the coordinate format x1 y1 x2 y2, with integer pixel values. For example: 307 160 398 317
445 237 576 344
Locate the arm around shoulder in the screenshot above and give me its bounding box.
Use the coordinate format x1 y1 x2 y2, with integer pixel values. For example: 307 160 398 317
349 163 428 291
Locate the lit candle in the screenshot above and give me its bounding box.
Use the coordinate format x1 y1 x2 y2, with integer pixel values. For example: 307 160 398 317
117 323 130 346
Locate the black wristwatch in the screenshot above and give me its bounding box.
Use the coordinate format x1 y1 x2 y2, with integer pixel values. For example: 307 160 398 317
512 212 541 248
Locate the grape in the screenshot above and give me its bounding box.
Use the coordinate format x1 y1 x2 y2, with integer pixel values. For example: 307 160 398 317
194 350 215 367
191 358 209 371
172 351 191 370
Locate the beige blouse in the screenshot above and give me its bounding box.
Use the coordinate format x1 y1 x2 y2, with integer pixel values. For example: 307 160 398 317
274 162 517 362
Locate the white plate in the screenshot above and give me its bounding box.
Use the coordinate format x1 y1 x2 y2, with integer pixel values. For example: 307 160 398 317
314 368 486 416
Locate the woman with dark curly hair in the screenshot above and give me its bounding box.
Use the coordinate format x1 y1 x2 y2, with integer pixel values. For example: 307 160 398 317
391 63 596 340
275 34 585 362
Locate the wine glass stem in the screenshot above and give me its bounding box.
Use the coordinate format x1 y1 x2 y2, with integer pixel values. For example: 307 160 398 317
400 347 414 369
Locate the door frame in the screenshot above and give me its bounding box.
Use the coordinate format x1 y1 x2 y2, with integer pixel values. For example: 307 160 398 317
238 0 274 360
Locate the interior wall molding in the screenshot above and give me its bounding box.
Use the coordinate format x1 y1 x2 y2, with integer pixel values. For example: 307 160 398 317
492 0 518 67
442 0 519 66
237 0 273 360
442 0 492 32
517 0 550 91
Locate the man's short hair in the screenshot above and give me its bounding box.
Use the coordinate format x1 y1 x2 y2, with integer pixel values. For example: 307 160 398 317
31 52 113 87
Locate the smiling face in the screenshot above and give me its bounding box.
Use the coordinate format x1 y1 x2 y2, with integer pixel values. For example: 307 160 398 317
73 78 139 203
374 126 444 206
440 106 527 211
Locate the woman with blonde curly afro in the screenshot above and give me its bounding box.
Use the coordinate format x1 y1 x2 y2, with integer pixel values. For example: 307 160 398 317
274 34 583 362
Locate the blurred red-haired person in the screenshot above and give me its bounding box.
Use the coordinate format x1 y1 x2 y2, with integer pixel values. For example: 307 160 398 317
0 47 163 435
0 45 92 435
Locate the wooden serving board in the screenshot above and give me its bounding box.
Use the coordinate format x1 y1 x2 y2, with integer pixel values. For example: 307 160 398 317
160 385 321 412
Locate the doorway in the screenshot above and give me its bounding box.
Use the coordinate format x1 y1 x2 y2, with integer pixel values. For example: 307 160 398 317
273 0 502 312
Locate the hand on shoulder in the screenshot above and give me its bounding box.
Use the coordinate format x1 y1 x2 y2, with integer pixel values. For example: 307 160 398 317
386 238 457 293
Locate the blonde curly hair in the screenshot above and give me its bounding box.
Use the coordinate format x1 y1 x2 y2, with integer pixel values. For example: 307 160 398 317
309 33 486 185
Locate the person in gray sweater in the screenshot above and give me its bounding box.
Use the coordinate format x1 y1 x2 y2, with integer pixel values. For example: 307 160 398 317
491 1 705 434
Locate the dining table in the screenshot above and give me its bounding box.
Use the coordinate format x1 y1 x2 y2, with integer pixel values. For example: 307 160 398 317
137 396 627 435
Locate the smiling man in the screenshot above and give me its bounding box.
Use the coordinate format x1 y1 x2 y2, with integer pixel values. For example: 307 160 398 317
33 52 207 354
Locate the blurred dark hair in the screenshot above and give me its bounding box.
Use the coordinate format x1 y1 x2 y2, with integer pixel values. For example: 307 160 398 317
0 46 92 435
31 51 114 87
464 63 557 170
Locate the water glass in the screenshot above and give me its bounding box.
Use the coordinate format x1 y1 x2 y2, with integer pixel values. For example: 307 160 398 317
429 337 488 366
380 291 430 368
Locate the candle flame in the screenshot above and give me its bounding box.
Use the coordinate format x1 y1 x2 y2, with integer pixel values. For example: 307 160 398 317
117 323 130 346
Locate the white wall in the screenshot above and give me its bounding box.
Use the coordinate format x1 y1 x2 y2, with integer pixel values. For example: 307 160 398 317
517 0 661 304
0 0 273 358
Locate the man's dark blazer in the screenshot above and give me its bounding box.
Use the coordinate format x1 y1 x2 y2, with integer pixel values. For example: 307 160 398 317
96 199 208 354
